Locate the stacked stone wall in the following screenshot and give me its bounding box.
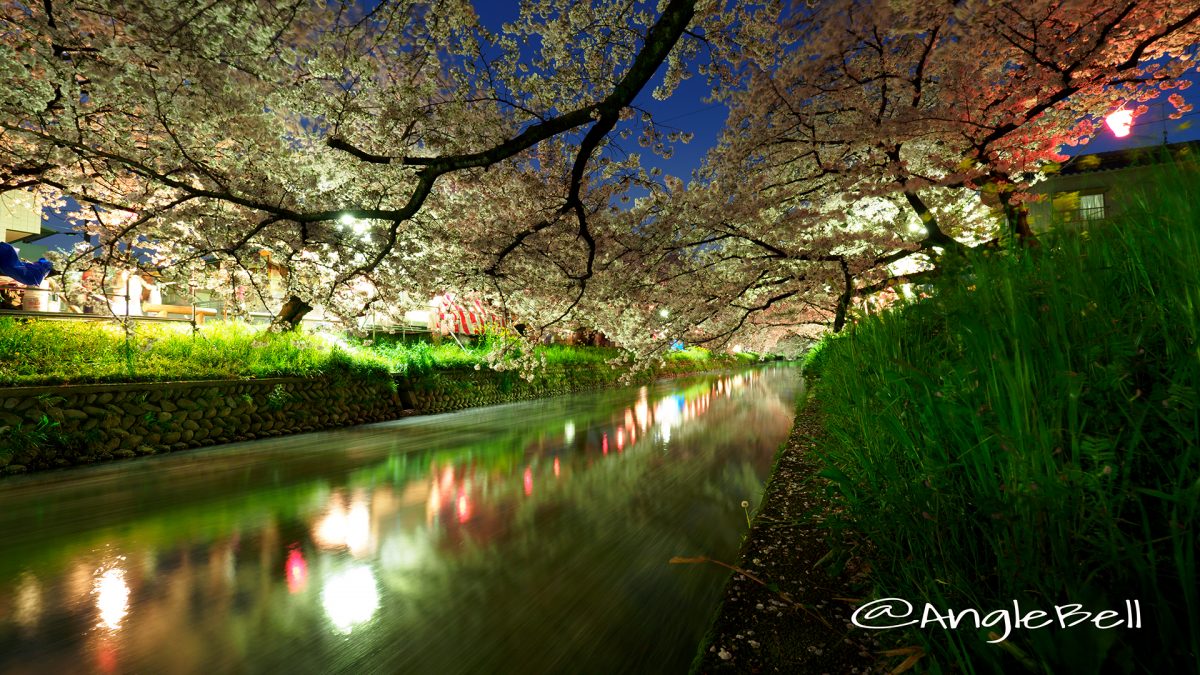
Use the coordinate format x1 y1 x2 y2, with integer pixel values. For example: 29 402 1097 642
0 360 745 475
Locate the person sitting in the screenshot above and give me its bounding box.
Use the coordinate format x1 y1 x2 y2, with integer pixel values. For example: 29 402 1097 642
0 242 53 286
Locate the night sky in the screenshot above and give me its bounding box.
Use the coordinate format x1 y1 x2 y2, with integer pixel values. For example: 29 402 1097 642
472 3 1200 173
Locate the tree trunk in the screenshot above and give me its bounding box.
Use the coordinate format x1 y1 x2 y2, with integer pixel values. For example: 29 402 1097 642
273 295 312 331
833 259 853 332
996 179 1039 248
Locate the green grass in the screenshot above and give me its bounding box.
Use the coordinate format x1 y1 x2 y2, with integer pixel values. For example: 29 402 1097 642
799 331 844 377
0 320 763 387
811 159 1199 673
0 320 390 385
362 332 627 377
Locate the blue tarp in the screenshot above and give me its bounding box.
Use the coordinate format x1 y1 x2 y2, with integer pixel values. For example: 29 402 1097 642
0 242 53 286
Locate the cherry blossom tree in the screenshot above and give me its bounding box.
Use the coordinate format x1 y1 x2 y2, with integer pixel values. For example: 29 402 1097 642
635 0 1200 347
0 0 711 330
1 0 1198 356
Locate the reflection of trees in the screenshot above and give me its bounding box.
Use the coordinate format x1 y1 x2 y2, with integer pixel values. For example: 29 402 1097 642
0 367 801 674
354 368 800 674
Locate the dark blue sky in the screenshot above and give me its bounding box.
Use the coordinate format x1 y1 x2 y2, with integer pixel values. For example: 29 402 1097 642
471 2 727 183
473 3 1200 176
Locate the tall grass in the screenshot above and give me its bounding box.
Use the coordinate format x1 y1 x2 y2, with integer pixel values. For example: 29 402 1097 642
813 160 1199 672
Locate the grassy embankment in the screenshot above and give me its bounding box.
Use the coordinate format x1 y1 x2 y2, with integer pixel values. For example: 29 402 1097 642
804 160 1199 672
0 320 760 387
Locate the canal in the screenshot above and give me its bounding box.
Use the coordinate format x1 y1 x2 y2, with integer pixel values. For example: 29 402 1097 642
0 366 800 674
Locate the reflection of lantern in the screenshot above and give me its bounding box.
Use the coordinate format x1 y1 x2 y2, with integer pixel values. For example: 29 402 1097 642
312 493 371 556
94 566 129 631
456 493 471 523
322 565 379 633
1105 109 1134 137
286 549 308 594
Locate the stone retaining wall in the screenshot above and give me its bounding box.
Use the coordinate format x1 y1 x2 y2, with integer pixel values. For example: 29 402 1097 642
403 363 622 413
0 377 403 474
0 360 734 475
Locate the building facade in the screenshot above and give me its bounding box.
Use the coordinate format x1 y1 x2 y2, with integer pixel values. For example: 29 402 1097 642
1027 142 1197 232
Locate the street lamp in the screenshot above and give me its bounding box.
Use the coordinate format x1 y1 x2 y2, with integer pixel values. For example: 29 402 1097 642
1104 102 1171 145
1104 109 1134 138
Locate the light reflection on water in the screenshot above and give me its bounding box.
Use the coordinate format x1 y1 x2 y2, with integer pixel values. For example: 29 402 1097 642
0 366 800 674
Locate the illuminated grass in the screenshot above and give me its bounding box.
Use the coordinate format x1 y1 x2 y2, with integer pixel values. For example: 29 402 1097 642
0 321 768 386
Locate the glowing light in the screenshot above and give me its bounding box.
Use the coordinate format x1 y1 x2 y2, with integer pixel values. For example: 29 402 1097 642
13 572 42 629
456 493 471 523
313 502 346 549
654 395 685 442
94 566 129 631
732 344 743 353
625 409 635 429
441 465 455 490
553 457 561 477
564 421 575 444
616 428 624 451
321 565 380 633
346 499 371 556
602 433 609 454
1106 109 1134 137
634 399 649 429
427 479 442 523
286 549 309 594
313 493 372 556
659 308 670 319
338 214 371 237
523 467 534 496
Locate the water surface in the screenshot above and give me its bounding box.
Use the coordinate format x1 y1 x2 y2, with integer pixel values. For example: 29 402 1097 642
0 367 800 674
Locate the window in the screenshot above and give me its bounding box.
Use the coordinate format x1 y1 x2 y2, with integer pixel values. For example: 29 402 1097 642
1050 190 1107 225
1079 193 1106 221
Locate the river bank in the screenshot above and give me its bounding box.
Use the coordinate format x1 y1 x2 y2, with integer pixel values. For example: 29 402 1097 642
0 359 772 476
692 393 882 674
